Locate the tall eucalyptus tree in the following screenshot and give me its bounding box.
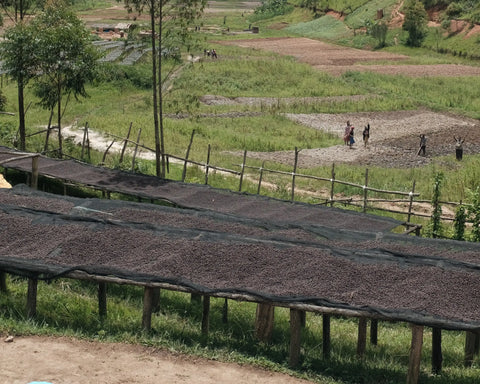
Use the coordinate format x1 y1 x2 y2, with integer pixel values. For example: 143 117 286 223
123 0 206 177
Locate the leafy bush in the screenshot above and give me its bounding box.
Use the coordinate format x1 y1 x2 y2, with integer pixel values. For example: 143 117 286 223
445 2 463 18
402 0 428 47
371 21 388 48
0 90 6 111
95 63 152 89
250 0 294 21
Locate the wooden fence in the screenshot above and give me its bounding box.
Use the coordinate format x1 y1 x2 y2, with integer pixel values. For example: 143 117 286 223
49 124 472 229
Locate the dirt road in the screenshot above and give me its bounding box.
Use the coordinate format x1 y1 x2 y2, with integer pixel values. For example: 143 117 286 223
1 335 310 384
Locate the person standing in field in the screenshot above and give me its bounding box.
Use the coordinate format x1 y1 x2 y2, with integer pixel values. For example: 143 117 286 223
418 134 427 156
362 124 370 147
454 136 465 160
349 125 355 148
344 121 352 145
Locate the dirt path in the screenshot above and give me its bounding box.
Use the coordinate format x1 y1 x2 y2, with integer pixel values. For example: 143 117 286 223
1 335 311 384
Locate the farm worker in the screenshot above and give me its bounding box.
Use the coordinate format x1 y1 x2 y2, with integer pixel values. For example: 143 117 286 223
344 121 351 145
362 123 370 147
454 136 465 160
349 125 355 148
418 134 427 156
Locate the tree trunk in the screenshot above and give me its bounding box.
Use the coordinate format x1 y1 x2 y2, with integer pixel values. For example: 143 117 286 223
158 3 166 178
150 0 161 178
17 78 26 150
57 81 63 158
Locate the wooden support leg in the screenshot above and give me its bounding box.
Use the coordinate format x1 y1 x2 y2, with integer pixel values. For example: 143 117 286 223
201 295 210 336
152 288 161 313
465 331 477 367
142 286 155 332
431 328 442 374
0 272 7 293
322 314 331 359
406 324 424 384
370 319 378 345
27 278 38 319
300 310 306 327
98 282 107 319
255 303 275 342
289 309 302 368
222 298 228 324
357 317 367 358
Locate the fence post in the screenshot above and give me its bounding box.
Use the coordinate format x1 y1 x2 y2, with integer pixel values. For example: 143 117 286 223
43 109 54 153
31 155 39 190
407 180 416 223
238 150 247 192
102 140 115 165
182 130 195 182
330 163 335 207
257 160 265 195
204 144 211 185
81 122 89 161
119 122 133 164
363 168 369 213
291 147 299 202
131 128 142 172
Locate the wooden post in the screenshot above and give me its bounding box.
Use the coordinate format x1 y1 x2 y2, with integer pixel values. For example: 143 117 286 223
119 122 133 164
27 278 38 319
406 324 424 384
204 144 211 185
291 147 299 202
257 161 265 195
255 303 274 342
323 314 331 359
407 180 416 223
0 272 7 292
362 168 368 213
152 288 161 313
357 317 367 358
86 126 91 160
182 130 195 182
31 156 39 190
81 122 89 161
432 327 442 374
330 164 335 207
44 109 54 153
142 286 154 331
201 295 210 336
132 128 142 172
98 282 107 319
238 150 247 192
102 140 115 165
465 331 477 367
370 319 378 345
289 308 302 367
222 298 228 324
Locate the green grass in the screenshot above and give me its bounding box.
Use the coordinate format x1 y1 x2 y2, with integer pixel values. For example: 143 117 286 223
286 15 352 40
1 276 479 384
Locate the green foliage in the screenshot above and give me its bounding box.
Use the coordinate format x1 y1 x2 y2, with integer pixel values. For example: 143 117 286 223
371 21 388 48
250 0 293 21
95 62 153 89
30 1 100 109
403 0 428 47
453 204 466 241
426 172 444 238
468 187 480 242
0 90 5 111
